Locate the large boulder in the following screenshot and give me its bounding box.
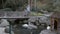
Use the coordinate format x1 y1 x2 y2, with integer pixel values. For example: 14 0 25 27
0 19 9 27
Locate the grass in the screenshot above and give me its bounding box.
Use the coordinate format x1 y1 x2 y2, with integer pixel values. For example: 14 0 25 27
30 12 43 16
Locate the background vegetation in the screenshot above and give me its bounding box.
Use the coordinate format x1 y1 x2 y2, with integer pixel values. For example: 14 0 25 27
0 0 60 12
0 0 28 11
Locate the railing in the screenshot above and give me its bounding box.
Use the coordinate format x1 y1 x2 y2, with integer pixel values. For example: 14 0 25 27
0 11 29 18
0 11 52 18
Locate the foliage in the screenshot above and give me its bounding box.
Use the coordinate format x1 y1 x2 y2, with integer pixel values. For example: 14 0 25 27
0 0 28 11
